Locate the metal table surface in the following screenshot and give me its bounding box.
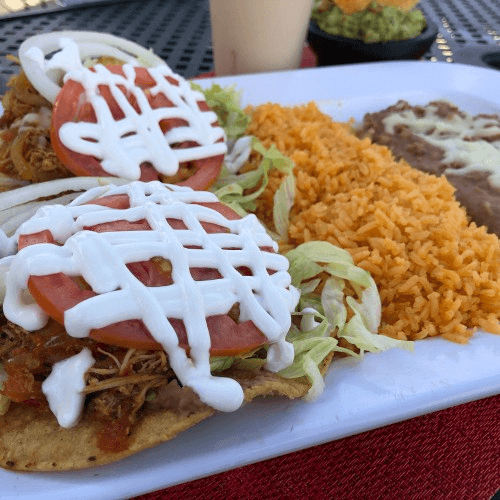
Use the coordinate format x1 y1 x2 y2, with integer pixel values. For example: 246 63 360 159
0 0 498 92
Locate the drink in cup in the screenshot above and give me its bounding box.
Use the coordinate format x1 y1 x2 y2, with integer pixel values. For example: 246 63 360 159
209 0 315 76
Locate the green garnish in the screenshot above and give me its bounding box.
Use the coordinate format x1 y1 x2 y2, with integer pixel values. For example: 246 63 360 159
191 82 250 141
195 83 413 402
312 0 426 43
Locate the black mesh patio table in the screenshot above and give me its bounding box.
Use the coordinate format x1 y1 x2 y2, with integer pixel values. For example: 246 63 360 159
0 0 498 91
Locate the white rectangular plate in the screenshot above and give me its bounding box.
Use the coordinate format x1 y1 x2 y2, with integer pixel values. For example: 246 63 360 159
2 61 500 500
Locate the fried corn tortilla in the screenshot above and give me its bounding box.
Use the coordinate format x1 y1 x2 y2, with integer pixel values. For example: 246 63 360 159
0 180 315 471
0 364 322 471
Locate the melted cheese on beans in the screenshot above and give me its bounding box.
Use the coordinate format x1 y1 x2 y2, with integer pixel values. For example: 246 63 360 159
383 104 500 186
3 181 299 415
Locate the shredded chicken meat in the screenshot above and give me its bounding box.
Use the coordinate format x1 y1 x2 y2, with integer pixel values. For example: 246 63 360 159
0 68 71 182
0 310 175 435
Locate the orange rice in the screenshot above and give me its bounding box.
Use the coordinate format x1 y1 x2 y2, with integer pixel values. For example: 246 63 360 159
246 101 500 343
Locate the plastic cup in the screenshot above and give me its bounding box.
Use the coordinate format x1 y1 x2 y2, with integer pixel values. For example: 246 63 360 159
208 0 314 76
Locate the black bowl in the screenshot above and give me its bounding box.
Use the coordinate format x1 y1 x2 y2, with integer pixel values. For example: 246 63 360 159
307 16 438 66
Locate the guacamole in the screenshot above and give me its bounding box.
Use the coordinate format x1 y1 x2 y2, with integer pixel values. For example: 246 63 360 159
311 1 427 43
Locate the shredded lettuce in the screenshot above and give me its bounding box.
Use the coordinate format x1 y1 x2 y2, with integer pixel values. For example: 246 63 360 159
212 140 295 239
191 82 250 141
286 241 413 352
280 241 413 397
195 83 412 402
272 153 296 241
208 241 412 403
194 83 296 239
278 308 354 401
210 355 266 373
280 241 413 399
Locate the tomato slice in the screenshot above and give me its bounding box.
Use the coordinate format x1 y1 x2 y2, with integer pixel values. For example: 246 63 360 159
50 65 225 190
18 195 269 357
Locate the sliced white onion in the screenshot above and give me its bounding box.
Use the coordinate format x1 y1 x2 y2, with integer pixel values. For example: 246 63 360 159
0 255 13 303
19 31 166 104
0 192 81 236
0 177 130 259
0 176 125 213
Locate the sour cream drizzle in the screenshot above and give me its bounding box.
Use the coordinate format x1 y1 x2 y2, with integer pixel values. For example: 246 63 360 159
41 348 95 428
28 37 227 179
3 181 299 415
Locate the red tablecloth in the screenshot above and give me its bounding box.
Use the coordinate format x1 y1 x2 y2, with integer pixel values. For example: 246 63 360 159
133 394 500 500
134 48 500 500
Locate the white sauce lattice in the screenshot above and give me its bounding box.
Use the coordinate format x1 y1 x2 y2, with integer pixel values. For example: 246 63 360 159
52 38 226 179
4 182 299 413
